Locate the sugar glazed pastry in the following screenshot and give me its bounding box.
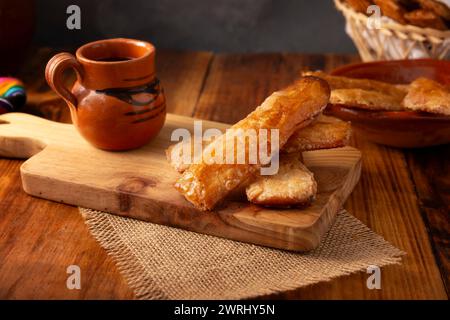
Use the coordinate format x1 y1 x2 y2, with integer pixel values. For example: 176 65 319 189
373 0 408 24
245 153 317 208
303 71 406 111
166 115 351 172
404 8 447 30
302 71 408 101
330 88 404 111
174 76 331 211
282 115 352 153
345 0 374 13
403 77 450 115
305 70 450 115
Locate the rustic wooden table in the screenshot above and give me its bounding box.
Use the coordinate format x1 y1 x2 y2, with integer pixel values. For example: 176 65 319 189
0 48 448 299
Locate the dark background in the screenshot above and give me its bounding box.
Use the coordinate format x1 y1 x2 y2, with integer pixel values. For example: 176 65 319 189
34 0 356 53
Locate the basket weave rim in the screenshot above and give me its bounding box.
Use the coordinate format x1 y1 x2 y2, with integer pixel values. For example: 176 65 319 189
334 0 450 38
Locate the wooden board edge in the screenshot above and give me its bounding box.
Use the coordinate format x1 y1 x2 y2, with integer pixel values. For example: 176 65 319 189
19 149 362 252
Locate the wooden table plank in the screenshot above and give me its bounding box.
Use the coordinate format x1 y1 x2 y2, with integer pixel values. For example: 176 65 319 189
158 49 214 115
193 53 357 123
339 138 446 299
404 146 450 295
0 49 448 299
193 52 448 299
0 159 134 299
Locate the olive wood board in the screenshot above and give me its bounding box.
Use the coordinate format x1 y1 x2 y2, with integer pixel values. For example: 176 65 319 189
0 112 361 251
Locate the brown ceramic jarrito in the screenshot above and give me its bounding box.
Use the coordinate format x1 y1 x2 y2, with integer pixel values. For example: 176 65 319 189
45 38 166 150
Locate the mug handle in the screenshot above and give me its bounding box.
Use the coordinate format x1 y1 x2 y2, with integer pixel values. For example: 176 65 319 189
45 52 84 108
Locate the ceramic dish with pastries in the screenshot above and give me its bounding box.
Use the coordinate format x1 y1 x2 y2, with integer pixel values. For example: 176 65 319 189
335 0 450 61
303 59 450 148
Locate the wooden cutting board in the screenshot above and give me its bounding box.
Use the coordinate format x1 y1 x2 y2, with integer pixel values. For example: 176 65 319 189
0 112 361 251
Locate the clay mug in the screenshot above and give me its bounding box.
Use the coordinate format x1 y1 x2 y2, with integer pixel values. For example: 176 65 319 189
45 38 166 150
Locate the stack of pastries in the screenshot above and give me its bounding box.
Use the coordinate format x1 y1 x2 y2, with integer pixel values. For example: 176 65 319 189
166 77 352 211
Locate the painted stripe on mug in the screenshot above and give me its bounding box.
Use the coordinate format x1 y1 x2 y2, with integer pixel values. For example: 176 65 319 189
124 101 165 116
131 104 166 124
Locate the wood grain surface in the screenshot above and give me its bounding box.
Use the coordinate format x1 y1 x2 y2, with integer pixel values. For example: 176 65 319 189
0 112 361 251
0 48 448 299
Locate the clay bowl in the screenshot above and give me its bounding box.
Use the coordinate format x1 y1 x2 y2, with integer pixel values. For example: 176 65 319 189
325 59 450 148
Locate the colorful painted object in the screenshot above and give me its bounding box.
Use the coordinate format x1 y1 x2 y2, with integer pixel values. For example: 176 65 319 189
0 77 26 114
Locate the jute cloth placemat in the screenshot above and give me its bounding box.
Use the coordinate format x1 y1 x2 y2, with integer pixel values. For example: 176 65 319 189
80 208 405 300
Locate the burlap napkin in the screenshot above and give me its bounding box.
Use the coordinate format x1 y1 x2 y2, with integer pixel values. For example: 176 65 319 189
80 208 405 300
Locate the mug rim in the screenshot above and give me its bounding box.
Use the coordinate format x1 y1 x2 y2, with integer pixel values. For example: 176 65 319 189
76 38 155 66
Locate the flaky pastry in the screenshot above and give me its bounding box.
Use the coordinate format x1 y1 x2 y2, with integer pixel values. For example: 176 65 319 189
403 77 450 115
245 153 317 208
302 71 408 101
282 115 352 153
167 115 351 172
330 88 404 111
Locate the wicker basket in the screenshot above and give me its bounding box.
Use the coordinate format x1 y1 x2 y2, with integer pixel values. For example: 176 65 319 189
334 0 450 61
